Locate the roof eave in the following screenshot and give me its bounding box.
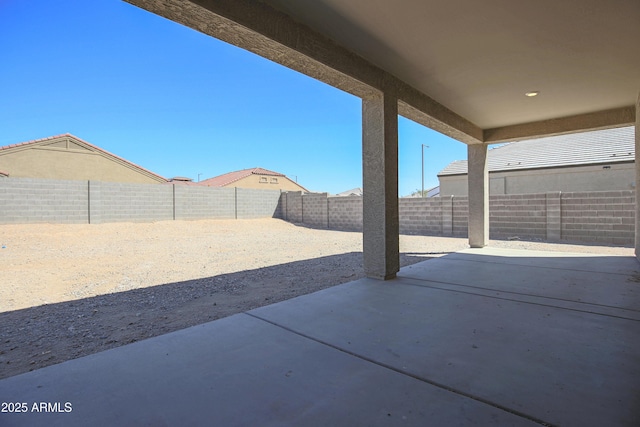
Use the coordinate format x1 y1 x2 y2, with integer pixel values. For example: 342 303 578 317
439 159 636 177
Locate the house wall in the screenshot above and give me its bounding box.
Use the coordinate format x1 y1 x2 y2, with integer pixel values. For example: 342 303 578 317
439 163 635 196
211 174 306 192
0 145 164 184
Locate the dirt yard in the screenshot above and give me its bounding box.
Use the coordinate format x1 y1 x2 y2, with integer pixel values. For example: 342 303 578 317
0 218 633 379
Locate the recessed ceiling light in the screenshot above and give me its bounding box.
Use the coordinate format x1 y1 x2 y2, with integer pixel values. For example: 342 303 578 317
525 91 540 97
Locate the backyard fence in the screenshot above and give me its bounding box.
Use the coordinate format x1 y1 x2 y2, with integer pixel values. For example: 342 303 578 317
280 190 635 246
0 177 634 246
0 177 283 224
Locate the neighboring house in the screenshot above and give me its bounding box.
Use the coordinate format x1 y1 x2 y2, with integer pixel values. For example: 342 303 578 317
438 126 635 196
426 186 440 198
404 186 439 198
167 176 200 186
199 167 308 192
335 187 363 197
0 134 167 184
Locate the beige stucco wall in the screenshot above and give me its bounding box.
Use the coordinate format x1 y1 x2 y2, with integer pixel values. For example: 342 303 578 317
222 174 307 191
0 146 164 184
439 162 635 196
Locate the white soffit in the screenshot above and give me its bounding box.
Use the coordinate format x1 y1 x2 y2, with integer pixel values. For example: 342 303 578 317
264 0 640 129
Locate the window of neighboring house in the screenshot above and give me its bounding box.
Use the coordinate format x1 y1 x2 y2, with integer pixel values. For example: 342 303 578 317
259 177 268 183
270 177 278 184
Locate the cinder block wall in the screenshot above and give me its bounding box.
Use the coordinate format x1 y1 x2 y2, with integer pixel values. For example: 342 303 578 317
0 177 88 224
452 196 469 237
301 193 329 228
286 190 634 246
0 178 634 246
174 186 235 220
398 198 443 235
490 194 547 239
561 190 635 245
236 188 282 219
440 196 454 236
0 178 283 224
327 196 363 231
97 182 174 223
283 192 303 223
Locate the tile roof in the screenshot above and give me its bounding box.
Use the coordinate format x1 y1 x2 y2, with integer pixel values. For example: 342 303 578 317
165 177 202 186
199 167 287 187
439 126 635 176
335 187 363 196
0 134 167 182
426 186 440 198
0 133 99 152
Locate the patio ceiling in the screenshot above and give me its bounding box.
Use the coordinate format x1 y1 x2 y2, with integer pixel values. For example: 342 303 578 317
126 0 639 143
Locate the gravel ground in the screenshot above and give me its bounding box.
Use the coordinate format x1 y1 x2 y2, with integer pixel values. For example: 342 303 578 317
0 218 633 379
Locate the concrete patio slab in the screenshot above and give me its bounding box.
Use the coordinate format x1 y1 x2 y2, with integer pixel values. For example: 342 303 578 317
401 248 640 313
1 247 639 426
0 313 536 426
251 282 640 426
446 248 640 275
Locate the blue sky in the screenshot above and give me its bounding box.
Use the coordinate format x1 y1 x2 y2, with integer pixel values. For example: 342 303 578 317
1 0 468 196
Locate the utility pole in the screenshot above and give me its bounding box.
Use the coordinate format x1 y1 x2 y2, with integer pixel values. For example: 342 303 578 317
421 144 429 197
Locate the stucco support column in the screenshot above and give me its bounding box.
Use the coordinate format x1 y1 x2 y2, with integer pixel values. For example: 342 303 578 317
635 93 640 259
468 144 489 248
362 92 399 280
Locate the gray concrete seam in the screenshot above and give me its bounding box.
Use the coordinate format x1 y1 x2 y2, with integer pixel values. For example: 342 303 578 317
245 312 555 426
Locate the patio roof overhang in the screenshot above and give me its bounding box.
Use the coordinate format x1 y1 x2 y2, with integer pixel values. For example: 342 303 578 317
125 0 638 143
123 0 640 274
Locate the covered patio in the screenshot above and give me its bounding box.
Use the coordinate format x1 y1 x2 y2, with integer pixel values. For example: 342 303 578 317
1 1 639 425
117 0 640 278
1 247 639 426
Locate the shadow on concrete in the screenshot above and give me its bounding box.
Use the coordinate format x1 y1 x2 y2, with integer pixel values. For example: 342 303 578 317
0 250 442 380
1 248 639 426
245 248 640 426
